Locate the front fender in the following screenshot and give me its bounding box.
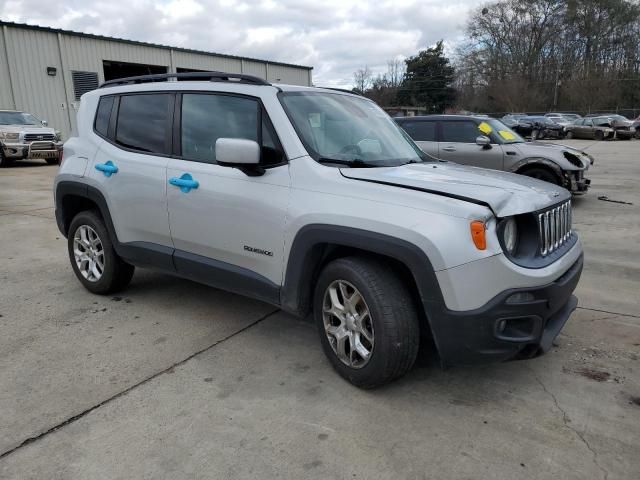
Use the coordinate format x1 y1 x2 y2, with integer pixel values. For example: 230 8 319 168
510 157 565 177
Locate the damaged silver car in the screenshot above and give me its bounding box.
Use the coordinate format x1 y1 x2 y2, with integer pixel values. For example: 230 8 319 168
396 115 591 194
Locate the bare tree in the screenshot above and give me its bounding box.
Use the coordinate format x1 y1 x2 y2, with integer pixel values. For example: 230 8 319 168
455 0 640 113
353 66 373 94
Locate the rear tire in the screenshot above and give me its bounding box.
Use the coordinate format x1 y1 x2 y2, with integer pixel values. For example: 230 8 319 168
68 210 134 294
0 150 13 167
522 167 561 186
531 129 539 140
313 257 420 389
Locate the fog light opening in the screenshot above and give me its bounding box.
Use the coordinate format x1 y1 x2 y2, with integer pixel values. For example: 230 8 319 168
506 292 536 304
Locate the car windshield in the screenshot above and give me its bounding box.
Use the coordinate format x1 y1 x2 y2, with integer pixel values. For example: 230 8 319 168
481 119 525 144
0 111 40 125
279 92 428 167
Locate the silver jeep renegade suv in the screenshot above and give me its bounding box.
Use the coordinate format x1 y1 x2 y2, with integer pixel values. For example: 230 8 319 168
54 72 583 388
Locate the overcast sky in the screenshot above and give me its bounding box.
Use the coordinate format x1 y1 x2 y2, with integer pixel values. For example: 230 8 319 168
0 0 477 87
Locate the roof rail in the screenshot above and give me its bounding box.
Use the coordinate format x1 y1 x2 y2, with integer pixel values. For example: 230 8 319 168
322 87 362 96
99 71 271 88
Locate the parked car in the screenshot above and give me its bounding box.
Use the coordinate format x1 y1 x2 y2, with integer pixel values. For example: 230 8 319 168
396 115 591 193
0 110 63 167
602 114 635 139
512 116 566 139
545 112 582 123
544 114 572 128
55 72 584 388
565 117 619 140
500 113 527 128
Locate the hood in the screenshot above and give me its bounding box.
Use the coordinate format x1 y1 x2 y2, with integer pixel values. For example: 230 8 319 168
610 119 633 128
514 141 592 167
340 162 569 218
0 124 56 135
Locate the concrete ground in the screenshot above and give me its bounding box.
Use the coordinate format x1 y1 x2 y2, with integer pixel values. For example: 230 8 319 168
0 141 638 480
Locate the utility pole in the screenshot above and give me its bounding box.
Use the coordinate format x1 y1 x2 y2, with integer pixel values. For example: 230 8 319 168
553 68 561 109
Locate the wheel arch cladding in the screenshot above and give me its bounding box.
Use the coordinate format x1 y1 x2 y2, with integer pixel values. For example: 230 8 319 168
281 224 446 347
55 181 117 242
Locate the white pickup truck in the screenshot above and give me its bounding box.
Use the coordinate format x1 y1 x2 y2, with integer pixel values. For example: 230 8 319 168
0 110 63 166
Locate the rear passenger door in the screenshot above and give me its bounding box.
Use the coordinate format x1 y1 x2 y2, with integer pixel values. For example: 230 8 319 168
165 92 290 303
89 93 174 261
438 120 504 170
397 119 439 158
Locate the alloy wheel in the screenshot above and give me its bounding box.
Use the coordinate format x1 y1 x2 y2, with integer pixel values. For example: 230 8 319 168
73 225 105 282
322 280 374 368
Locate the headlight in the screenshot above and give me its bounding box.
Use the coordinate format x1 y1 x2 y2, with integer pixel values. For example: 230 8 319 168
0 132 19 140
502 218 518 255
54 131 62 141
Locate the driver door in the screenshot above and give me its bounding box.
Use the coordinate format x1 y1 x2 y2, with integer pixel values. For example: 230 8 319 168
437 120 504 170
166 92 290 301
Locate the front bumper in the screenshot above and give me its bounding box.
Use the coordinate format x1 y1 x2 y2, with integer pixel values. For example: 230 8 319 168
427 254 583 367
2 141 63 159
565 170 590 193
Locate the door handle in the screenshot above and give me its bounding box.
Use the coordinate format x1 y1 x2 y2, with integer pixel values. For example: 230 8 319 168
95 160 118 177
169 173 199 193
442 146 456 152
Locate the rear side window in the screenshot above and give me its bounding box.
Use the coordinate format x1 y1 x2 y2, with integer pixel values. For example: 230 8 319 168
181 93 283 165
94 96 114 137
115 94 172 154
400 120 436 142
441 121 482 143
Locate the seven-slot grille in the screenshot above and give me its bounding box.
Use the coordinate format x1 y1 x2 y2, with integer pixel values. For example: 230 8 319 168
538 201 572 256
24 133 55 142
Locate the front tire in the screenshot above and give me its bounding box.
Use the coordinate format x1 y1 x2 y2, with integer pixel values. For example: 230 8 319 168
46 158 60 165
68 211 134 294
522 167 560 186
313 257 420 388
595 130 604 141
565 131 574 139
531 129 539 140
0 150 13 167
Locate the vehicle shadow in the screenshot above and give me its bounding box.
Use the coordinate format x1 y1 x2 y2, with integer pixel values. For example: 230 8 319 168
5 160 52 168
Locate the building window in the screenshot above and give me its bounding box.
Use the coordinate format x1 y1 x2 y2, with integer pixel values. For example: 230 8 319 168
71 71 99 101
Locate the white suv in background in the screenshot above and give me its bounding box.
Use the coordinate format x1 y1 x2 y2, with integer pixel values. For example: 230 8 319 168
54 73 583 388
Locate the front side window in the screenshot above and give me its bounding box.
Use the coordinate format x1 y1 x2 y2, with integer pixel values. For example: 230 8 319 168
280 92 426 167
180 94 282 165
115 94 171 154
441 121 482 143
400 120 436 142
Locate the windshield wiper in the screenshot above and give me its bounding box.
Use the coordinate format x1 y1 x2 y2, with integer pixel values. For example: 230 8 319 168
318 157 373 168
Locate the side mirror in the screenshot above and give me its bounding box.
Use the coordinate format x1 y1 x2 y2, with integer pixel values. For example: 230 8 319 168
41 120 48 127
215 138 263 176
476 135 491 148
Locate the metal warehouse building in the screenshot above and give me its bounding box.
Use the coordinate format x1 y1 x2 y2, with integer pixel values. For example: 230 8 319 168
0 21 313 139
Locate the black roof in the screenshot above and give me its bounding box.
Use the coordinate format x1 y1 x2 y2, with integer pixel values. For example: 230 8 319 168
0 20 313 71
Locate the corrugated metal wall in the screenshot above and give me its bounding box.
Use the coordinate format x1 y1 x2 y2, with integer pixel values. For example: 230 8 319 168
172 50 242 74
1 27 71 135
0 24 312 139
